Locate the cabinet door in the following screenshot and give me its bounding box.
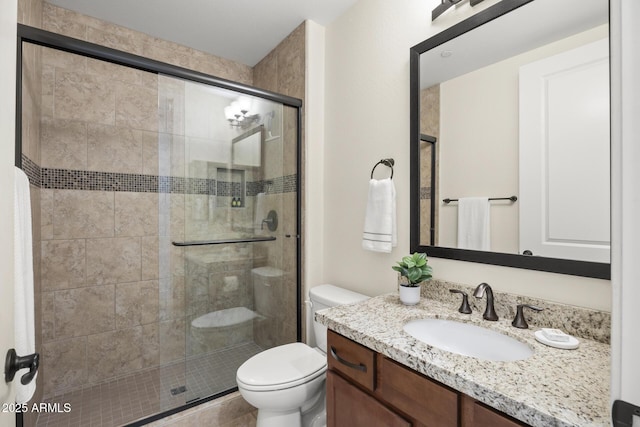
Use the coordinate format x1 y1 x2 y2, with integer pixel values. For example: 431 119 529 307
461 395 529 427
376 356 458 427
327 371 410 427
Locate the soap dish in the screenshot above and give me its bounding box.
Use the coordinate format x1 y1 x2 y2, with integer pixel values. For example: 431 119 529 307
534 330 579 350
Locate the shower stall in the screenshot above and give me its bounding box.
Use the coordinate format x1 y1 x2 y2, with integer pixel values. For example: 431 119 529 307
18 24 301 427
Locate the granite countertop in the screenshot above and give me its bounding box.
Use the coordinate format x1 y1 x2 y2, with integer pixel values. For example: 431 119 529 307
316 293 610 427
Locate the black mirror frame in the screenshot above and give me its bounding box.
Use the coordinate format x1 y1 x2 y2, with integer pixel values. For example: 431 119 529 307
409 0 610 280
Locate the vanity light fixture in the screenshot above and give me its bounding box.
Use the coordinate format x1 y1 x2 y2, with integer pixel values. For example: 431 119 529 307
432 0 485 21
224 96 260 129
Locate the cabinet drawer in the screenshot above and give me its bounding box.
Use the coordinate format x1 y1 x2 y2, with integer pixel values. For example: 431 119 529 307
327 330 376 391
377 356 458 427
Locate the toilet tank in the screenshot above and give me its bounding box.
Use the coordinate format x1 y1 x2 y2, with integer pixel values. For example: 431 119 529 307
309 284 368 353
252 266 283 318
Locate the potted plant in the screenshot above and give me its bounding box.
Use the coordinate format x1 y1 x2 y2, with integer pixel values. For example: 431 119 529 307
392 252 433 305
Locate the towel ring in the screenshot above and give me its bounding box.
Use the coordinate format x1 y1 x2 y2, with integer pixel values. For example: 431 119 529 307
371 158 394 179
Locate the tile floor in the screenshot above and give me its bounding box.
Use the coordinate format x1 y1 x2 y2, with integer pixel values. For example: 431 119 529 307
35 342 263 427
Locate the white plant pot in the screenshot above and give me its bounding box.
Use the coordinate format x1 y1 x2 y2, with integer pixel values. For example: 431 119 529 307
399 285 421 306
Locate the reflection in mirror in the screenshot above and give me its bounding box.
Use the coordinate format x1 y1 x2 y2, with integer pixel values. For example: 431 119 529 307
410 0 610 278
420 134 437 246
233 126 264 167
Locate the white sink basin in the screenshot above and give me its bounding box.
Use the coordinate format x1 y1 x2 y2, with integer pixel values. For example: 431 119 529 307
403 318 533 362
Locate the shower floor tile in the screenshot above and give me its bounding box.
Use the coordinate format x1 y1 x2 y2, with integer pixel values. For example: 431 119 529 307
35 341 263 427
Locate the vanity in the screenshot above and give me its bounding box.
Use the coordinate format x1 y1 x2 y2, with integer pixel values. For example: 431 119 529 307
327 330 526 427
317 283 610 427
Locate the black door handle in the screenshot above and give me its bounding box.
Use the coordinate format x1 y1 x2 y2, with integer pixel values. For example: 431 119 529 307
5 348 39 385
613 399 640 427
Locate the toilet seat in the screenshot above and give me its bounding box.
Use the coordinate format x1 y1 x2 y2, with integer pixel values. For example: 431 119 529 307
236 343 327 392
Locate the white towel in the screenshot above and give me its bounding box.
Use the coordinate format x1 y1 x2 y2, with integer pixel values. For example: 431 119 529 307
457 197 490 251
14 167 37 404
362 178 397 253
254 192 266 232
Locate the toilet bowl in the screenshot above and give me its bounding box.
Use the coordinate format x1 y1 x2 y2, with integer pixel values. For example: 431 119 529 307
236 284 368 427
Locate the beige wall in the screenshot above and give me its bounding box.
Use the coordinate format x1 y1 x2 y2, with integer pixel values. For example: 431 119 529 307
321 0 611 311
303 20 326 332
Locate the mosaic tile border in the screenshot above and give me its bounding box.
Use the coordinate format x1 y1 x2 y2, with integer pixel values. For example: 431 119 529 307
22 155 297 195
420 186 432 200
21 154 41 187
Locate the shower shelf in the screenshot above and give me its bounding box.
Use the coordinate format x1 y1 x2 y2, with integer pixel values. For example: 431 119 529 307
172 236 276 246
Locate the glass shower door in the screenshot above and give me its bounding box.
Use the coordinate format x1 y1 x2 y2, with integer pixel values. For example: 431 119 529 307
158 75 298 407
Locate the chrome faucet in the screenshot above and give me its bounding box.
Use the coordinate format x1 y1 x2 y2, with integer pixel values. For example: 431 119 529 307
473 282 498 321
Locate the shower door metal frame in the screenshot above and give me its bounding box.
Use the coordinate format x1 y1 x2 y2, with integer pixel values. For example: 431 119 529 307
15 23 303 426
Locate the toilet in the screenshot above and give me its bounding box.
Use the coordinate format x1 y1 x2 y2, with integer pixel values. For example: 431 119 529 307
236 284 368 427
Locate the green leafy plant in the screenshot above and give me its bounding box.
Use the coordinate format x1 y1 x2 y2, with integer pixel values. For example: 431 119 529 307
392 252 433 287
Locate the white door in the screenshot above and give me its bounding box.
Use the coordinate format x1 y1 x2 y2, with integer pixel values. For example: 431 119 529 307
611 0 640 426
0 0 17 424
519 38 610 263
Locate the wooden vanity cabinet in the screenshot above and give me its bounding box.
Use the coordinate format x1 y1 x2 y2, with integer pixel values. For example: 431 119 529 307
326 330 530 427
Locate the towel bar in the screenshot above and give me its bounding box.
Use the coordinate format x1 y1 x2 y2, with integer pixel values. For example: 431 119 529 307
371 158 394 179
443 196 517 204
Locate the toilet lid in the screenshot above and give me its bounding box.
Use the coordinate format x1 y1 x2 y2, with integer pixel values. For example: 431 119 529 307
236 343 326 391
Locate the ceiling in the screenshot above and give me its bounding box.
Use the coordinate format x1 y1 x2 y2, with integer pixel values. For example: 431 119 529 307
46 0 357 66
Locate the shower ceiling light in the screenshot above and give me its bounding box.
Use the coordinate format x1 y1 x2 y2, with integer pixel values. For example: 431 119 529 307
224 96 260 129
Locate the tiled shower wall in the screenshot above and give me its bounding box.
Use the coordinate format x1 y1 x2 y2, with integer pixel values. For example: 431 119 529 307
40 3 253 85
253 23 305 347
19 0 304 412
34 46 184 399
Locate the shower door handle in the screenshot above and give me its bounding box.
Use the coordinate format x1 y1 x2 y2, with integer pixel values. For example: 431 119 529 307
4 348 39 385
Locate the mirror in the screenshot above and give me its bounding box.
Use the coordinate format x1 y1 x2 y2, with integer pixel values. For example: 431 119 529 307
410 0 610 279
233 125 264 167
